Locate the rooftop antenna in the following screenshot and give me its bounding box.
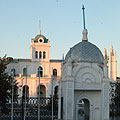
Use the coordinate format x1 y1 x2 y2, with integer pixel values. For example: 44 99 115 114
39 20 41 35
82 5 86 29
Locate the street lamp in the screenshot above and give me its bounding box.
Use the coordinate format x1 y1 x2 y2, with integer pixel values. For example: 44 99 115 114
24 66 28 120
51 68 54 120
38 67 41 120
21 78 24 120
11 71 14 120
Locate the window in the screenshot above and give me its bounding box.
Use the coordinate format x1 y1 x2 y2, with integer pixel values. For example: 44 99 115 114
23 85 29 99
39 51 42 59
37 85 46 97
11 68 16 76
23 68 27 76
37 66 43 77
35 51 38 58
39 39 42 42
53 69 57 77
43 51 46 59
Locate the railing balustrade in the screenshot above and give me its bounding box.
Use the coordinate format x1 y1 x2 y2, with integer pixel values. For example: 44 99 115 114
0 97 58 120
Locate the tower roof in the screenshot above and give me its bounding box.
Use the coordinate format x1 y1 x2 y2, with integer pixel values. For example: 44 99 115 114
34 34 48 43
33 21 48 43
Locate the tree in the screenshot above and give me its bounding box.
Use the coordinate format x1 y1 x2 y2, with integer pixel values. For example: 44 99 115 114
113 80 120 115
0 56 18 113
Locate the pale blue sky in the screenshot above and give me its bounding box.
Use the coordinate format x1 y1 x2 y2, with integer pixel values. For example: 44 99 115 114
0 0 120 76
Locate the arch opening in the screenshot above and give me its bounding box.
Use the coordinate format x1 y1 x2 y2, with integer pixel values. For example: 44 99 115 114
23 85 29 99
77 98 90 120
53 69 57 77
37 85 46 98
23 68 27 76
37 66 43 77
35 51 38 58
39 51 42 59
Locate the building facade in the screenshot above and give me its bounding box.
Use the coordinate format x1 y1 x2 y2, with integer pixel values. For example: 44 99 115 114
6 30 62 97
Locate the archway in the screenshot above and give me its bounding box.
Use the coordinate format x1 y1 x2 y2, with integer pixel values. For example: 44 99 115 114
77 99 90 120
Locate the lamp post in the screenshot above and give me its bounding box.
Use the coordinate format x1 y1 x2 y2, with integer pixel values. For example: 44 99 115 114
51 68 54 120
24 66 28 120
21 78 24 120
38 67 41 120
52 76 54 120
11 71 14 120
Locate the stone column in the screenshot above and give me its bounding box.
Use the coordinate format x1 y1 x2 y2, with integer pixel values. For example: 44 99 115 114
62 59 75 120
102 82 109 120
64 80 74 120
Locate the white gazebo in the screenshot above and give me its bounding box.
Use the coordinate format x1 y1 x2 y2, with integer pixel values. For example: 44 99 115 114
59 6 109 120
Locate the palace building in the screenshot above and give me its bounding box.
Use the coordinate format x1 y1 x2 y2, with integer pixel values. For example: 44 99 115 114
6 28 62 98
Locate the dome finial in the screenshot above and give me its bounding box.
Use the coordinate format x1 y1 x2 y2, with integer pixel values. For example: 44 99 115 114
39 20 41 35
82 5 88 41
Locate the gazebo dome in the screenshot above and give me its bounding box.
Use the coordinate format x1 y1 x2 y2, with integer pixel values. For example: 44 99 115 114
65 29 104 64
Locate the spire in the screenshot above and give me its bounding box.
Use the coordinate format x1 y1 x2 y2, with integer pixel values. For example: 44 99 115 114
62 54 64 63
110 44 113 50
39 20 41 35
103 48 107 59
82 5 88 41
82 5 86 29
110 44 114 56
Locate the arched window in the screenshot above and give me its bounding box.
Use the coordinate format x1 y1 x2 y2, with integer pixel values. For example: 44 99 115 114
77 99 90 120
39 51 42 59
23 68 27 76
11 68 16 76
23 85 29 99
35 51 38 58
43 51 46 59
37 85 46 98
54 86 58 98
53 69 57 77
37 66 43 77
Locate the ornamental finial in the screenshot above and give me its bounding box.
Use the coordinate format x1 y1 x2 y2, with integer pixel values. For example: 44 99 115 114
82 5 88 41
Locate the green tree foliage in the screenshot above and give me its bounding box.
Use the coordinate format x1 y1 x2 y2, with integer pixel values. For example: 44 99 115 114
0 56 18 113
113 80 120 115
